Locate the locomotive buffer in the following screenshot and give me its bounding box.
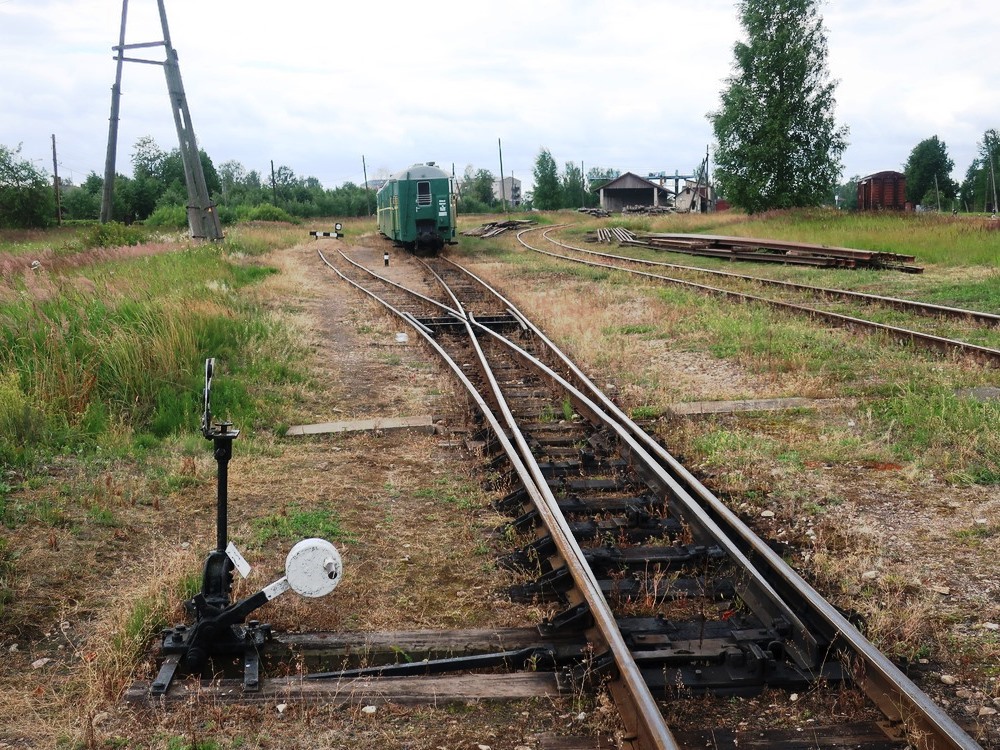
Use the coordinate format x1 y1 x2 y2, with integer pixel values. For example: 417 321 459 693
150 358 343 696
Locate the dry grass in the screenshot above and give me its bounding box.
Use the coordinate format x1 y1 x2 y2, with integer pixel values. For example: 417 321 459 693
458 218 1000 742
0 233 614 748
3 216 999 747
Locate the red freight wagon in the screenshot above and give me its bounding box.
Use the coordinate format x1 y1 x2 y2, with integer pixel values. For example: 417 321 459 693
858 171 908 211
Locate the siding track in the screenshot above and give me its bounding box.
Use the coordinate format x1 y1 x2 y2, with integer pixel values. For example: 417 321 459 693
305 246 983 750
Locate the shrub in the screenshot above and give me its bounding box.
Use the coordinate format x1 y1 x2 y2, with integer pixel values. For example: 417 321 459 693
245 204 298 223
144 204 188 230
81 221 149 249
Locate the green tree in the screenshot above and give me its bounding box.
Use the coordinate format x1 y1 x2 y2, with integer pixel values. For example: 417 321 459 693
468 168 496 206
958 129 999 212
562 161 586 208
0 143 55 228
61 173 102 220
709 0 847 213
532 148 562 210
904 136 956 208
587 166 620 191
834 175 859 211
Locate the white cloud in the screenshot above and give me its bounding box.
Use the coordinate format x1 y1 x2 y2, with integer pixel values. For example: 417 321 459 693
1 0 996 192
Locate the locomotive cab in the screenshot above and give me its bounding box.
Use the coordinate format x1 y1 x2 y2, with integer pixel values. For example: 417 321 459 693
377 162 456 256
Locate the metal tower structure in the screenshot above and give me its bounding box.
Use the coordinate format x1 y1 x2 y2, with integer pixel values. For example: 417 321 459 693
100 0 223 240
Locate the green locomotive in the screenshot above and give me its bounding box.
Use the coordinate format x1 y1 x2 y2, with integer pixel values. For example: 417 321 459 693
376 162 456 255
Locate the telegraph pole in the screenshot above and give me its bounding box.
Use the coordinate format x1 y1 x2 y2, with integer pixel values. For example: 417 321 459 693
100 0 129 224
498 138 508 216
100 0 222 240
51 134 62 225
362 155 371 216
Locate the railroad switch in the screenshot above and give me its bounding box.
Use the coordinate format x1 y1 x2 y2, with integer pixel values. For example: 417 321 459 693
150 359 343 697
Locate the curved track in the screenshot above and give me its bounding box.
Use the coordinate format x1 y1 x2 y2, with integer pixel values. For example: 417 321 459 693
520 226 1000 366
317 245 983 750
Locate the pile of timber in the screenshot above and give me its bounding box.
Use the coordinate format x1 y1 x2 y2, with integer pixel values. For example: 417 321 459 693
622 204 674 216
628 232 923 273
461 219 537 238
577 207 610 217
592 227 637 244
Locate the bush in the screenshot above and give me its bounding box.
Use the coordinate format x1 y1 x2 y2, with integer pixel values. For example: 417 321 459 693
81 221 149 249
245 204 298 223
144 204 188 229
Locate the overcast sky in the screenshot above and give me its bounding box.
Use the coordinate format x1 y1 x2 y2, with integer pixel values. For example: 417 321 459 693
2 0 997 195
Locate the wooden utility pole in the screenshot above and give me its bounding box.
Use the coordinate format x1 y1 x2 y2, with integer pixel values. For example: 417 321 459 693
100 0 129 224
498 138 508 216
362 155 371 216
100 0 223 240
51 134 62 225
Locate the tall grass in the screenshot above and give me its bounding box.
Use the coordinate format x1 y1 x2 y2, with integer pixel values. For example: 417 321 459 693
0 240 305 469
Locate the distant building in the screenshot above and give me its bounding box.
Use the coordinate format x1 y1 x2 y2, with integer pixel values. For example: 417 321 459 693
674 180 716 213
597 172 673 212
492 176 521 206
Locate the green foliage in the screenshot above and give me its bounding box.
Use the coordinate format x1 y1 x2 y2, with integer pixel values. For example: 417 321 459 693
0 143 55 229
872 382 999 484
462 167 496 207
532 148 562 210
0 370 45 465
562 161 587 208
251 505 352 545
835 175 860 210
457 196 492 214
0 244 308 468
904 136 957 207
958 129 999 213
81 221 149 248
413 477 480 510
243 203 297 223
710 0 848 212
144 204 189 229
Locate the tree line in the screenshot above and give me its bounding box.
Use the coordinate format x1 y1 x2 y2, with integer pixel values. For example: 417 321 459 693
4 0 997 228
0 137 378 230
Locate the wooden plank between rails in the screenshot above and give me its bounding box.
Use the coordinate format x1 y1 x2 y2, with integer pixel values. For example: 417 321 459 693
125 672 564 706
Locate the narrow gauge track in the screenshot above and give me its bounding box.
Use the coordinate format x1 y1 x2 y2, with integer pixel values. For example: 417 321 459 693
522 227 1000 366
316 247 982 750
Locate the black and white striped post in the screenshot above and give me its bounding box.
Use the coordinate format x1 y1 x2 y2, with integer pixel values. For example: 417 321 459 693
310 223 343 239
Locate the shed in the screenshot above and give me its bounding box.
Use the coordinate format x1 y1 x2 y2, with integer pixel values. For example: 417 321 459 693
858 171 908 211
598 172 673 212
674 181 716 213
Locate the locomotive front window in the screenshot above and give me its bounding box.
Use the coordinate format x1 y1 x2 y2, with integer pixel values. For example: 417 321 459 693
416 181 432 206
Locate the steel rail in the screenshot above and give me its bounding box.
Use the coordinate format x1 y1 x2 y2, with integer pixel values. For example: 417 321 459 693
320 246 982 749
518 227 1000 366
318 248 679 750
558 230 1000 325
442 251 983 750
336 250 462 318
551 230 1000 324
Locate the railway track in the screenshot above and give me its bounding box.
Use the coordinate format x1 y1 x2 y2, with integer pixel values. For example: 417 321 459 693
522 226 1000 366
306 246 983 750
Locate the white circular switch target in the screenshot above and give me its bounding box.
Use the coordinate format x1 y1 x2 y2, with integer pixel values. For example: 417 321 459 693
285 538 343 597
